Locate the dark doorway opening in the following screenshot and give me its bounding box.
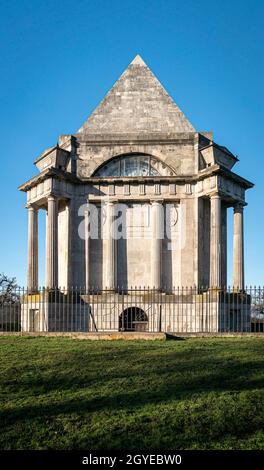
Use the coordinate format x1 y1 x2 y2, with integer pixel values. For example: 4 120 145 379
119 307 148 332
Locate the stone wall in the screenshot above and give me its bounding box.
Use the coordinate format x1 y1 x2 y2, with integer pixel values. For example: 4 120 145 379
75 135 197 178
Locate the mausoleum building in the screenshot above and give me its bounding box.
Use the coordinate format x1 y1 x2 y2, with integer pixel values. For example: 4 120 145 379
19 56 254 332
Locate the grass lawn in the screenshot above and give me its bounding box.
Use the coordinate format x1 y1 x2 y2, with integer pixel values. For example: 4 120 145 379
0 336 264 450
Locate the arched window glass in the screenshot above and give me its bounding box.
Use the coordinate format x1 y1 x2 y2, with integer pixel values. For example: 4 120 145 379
93 154 175 177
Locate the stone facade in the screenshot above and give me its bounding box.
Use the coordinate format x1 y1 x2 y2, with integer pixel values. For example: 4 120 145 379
19 55 253 332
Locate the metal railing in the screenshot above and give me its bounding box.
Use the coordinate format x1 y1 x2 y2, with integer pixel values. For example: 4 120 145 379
0 286 263 334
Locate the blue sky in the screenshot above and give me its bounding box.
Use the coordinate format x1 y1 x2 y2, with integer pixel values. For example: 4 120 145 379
0 0 263 286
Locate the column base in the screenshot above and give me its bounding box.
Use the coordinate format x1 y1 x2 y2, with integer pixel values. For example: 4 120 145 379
232 287 245 294
27 288 40 294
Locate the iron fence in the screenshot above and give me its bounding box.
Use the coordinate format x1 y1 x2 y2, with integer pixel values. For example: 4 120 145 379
0 286 264 334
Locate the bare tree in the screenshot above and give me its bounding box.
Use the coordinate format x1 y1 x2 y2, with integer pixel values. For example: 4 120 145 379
0 274 19 303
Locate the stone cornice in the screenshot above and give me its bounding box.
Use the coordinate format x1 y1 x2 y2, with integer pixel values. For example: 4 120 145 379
85 176 194 184
82 165 254 189
197 165 254 189
219 167 254 189
18 168 81 192
75 132 197 146
199 141 239 161
18 163 254 193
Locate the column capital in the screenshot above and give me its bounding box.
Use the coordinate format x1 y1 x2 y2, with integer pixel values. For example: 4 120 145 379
150 199 164 205
104 199 118 206
210 192 221 200
47 194 57 202
234 202 244 213
26 203 38 211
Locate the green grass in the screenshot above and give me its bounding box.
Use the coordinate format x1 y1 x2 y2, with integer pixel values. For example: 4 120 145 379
0 336 264 450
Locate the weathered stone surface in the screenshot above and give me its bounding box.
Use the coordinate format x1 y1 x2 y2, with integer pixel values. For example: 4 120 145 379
19 55 254 305
78 55 195 135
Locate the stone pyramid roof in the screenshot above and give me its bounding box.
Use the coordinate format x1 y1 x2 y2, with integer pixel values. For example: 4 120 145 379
78 55 195 135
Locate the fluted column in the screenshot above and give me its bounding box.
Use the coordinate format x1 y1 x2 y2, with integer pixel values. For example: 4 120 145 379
27 205 38 292
221 204 227 288
84 205 90 292
104 201 115 290
151 201 163 290
210 194 222 288
233 203 244 290
46 195 58 289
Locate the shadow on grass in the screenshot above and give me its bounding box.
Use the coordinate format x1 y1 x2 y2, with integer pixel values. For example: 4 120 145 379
165 334 186 340
1 339 264 449
2 343 264 392
1 354 264 427
1 374 263 450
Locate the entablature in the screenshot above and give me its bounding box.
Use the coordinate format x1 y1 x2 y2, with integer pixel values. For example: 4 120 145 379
19 161 253 207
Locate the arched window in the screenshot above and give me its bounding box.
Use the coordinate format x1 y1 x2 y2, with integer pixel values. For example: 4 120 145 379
93 153 175 177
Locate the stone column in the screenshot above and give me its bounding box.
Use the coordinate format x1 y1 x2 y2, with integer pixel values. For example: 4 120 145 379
151 201 163 290
65 201 72 289
210 194 222 288
233 203 244 290
104 201 115 290
27 205 38 292
221 204 227 288
84 205 90 292
46 195 58 289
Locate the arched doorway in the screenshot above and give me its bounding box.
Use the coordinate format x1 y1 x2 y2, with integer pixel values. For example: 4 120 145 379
119 307 148 332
